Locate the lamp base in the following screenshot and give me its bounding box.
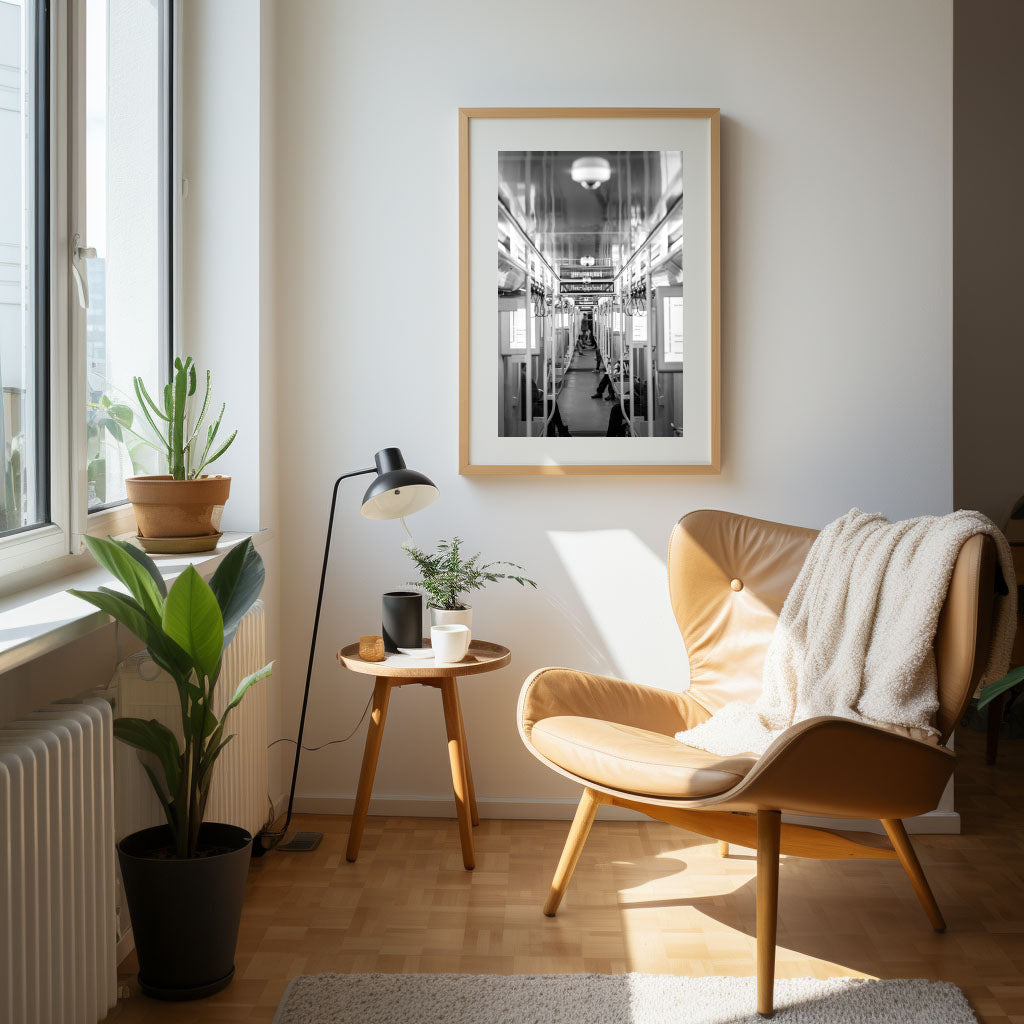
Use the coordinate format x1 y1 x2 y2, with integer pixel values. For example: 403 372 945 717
276 831 323 853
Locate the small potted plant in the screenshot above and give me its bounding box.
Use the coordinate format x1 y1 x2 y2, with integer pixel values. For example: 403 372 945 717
124 356 237 551
403 536 536 634
69 537 271 1000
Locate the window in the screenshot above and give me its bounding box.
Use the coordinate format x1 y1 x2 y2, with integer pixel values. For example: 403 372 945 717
0 0 48 537
0 0 175 572
663 295 684 366
83 0 173 511
510 307 538 352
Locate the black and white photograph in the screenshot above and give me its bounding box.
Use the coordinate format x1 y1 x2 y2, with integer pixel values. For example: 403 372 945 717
460 109 719 474
497 150 686 440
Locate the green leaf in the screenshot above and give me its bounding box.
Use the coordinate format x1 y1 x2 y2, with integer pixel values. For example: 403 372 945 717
108 403 133 426
225 661 273 715
208 539 265 648
162 565 224 681
140 759 173 806
75 586 192 681
70 586 154 638
190 698 219 739
977 665 1024 710
99 417 124 443
199 731 235 781
110 538 168 598
113 717 182 796
82 535 164 624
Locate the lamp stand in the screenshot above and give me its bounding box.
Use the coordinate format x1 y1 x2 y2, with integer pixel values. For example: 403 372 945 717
255 466 375 854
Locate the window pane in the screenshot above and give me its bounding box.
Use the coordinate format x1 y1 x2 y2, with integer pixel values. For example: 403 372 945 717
85 0 170 510
0 0 46 536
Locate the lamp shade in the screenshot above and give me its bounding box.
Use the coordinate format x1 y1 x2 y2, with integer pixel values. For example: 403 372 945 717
360 447 439 521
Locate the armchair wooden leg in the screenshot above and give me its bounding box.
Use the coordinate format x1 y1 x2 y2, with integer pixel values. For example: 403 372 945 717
543 787 602 917
756 810 781 1018
881 818 946 932
718 840 729 858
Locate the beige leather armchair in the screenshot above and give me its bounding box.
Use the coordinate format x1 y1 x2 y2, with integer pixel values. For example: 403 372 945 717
518 510 996 1017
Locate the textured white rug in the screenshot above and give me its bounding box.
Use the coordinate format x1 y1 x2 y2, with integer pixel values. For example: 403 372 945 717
272 973 977 1023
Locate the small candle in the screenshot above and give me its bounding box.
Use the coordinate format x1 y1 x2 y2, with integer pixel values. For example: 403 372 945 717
359 635 386 662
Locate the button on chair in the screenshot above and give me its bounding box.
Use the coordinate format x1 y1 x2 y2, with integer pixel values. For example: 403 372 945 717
518 510 997 1017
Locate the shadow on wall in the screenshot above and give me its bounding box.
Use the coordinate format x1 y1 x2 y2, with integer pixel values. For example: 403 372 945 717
546 529 690 692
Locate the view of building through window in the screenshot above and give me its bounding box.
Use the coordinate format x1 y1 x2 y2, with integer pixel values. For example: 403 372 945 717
84 0 169 509
0 0 44 535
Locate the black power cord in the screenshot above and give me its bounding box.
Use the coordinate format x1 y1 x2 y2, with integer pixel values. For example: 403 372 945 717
254 690 374 855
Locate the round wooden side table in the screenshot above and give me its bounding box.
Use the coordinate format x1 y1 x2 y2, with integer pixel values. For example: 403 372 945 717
336 639 511 870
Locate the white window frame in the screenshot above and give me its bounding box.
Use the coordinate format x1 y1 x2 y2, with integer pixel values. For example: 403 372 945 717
0 0 179 579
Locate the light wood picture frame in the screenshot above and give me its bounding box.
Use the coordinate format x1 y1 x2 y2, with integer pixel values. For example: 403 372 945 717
459 107 720 476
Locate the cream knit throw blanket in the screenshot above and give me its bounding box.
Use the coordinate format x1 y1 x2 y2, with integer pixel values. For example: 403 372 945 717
675 509 1017 757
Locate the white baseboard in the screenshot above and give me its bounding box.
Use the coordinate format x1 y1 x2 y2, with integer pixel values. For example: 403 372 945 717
293 793 961 834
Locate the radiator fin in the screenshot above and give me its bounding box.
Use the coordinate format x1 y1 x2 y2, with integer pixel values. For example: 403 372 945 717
0 698 117 1024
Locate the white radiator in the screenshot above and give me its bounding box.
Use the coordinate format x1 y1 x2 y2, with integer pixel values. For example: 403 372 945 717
114 600 270 841
0 698 118 1024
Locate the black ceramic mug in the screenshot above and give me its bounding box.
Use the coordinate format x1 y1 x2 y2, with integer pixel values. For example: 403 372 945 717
381 591 422 652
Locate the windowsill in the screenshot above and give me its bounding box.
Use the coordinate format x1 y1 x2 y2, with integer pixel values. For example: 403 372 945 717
0 530 270 676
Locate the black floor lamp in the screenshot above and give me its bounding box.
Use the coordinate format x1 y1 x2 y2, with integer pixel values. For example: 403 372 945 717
256 447 439 853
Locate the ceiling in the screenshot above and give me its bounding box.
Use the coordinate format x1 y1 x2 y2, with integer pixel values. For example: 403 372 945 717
498 150 683 276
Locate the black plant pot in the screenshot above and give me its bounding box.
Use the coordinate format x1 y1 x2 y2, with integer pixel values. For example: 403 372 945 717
382 590 422 651
118 822 252 1000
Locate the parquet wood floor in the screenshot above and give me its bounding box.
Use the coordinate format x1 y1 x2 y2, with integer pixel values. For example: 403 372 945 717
109 729 1024 1023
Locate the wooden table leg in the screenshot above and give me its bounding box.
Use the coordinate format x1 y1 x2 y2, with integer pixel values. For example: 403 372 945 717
346 678 391 863
441 677 475 870
453 682 479 826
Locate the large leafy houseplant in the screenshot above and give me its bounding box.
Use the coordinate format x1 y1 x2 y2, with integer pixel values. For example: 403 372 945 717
70 536 272 858
403 536 536 611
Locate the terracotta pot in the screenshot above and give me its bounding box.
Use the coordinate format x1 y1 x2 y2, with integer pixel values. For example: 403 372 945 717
126 475 231 538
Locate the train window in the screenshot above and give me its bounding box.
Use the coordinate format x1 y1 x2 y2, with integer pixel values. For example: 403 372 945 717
662 296 684 366
510 307 537 351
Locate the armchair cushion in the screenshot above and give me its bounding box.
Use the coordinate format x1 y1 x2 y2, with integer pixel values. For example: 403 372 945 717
531 716 757 799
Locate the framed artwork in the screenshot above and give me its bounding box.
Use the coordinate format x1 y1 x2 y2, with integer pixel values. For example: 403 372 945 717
459 107 720 475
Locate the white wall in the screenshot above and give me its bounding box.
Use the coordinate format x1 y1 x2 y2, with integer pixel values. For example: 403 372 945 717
180 0 285 802
272 0 953 819
180 0 264 534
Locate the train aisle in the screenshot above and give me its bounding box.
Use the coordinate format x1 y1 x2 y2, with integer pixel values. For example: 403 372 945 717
555 348 610 436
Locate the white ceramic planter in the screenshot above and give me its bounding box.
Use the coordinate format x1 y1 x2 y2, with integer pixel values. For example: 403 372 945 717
429 604 472 641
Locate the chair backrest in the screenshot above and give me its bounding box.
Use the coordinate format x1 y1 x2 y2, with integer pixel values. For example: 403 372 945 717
668 509 996 744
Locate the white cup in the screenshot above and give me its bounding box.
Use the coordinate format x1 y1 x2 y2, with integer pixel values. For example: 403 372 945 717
430 624 471 663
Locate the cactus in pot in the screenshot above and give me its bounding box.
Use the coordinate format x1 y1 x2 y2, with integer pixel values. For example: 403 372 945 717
125 357 238 548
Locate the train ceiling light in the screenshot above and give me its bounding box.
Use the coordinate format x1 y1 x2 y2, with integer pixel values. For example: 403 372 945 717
570 156 611 191
579 256 596 267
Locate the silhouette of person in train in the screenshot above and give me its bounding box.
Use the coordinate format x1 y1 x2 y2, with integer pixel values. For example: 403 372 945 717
574 328 596 356
521 369 571 437
592 356 629 401
606 403 628 436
